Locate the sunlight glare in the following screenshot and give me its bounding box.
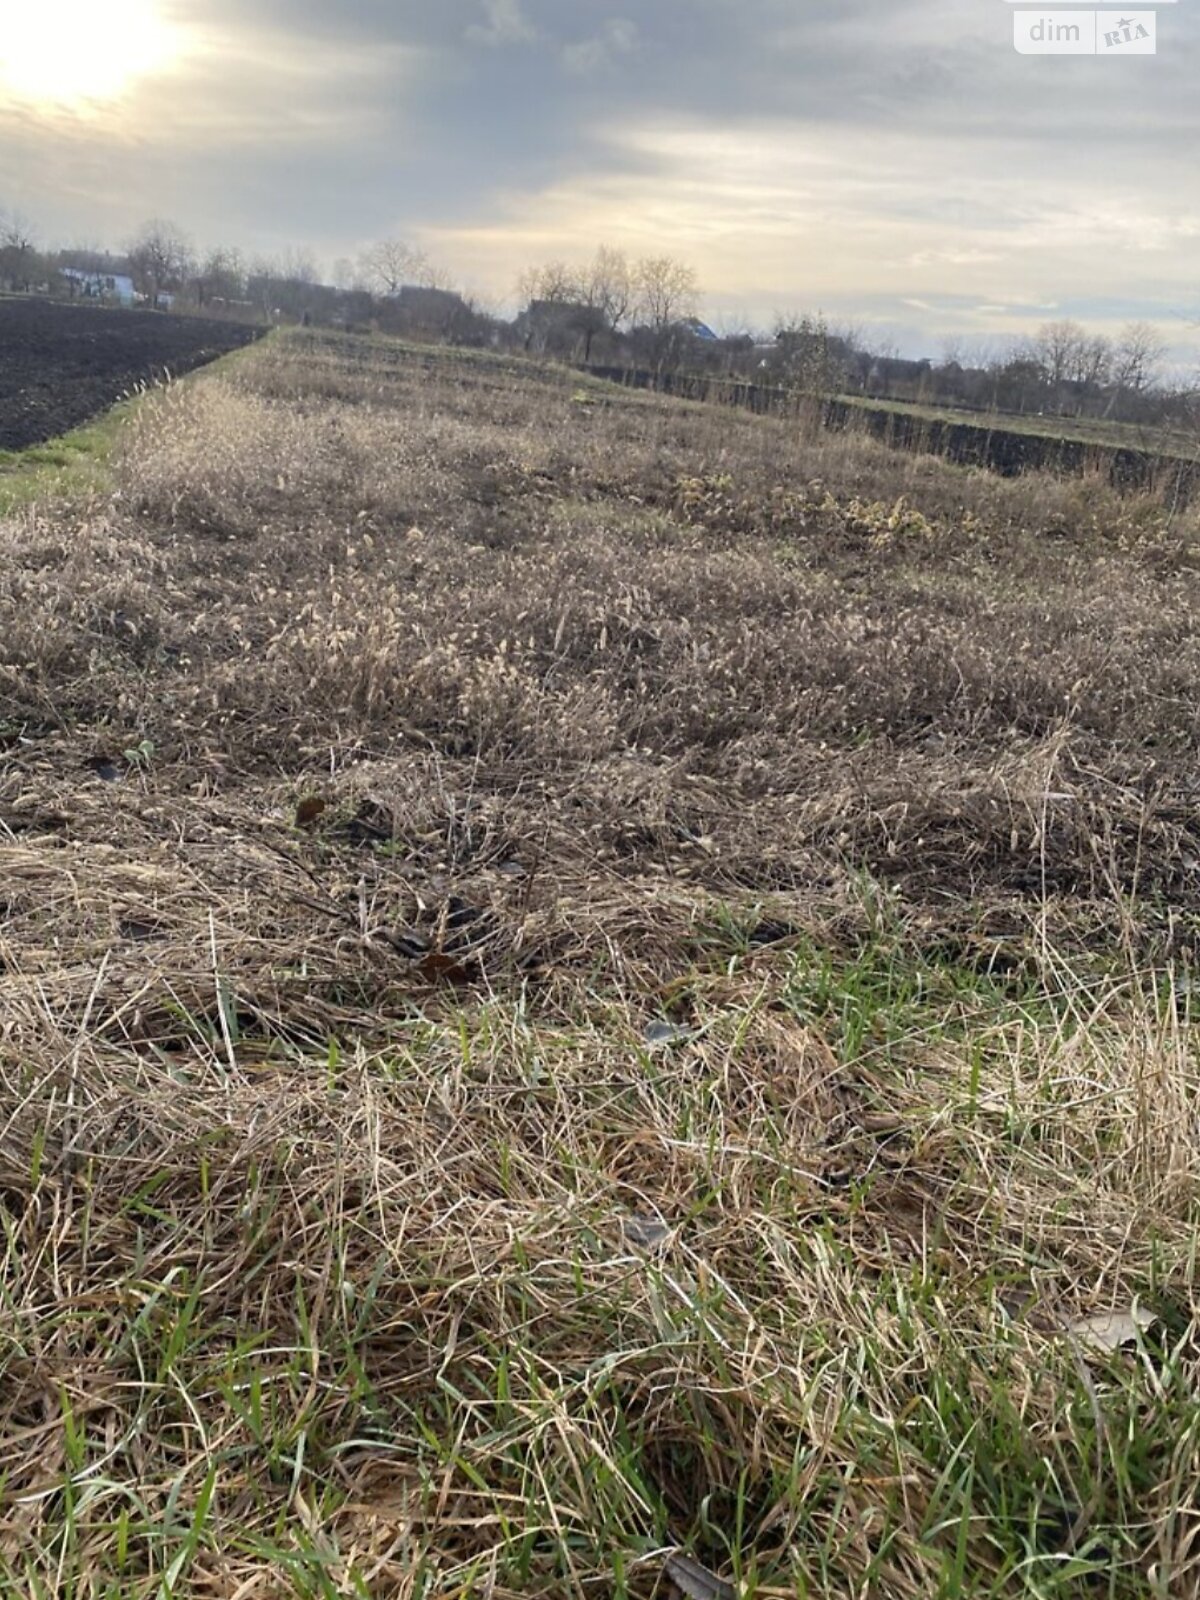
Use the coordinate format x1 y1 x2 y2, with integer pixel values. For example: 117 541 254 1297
0 0 180 104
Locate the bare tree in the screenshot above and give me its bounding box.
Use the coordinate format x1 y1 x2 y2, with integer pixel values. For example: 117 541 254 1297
1025 319 1119 415
127 218 193 305
0 208 41 290
515 260 587 355
1111 321 1166 399
523 247 637 361
1032 319 1087 390
629 256 698 371
583 246 633 329
276 246 322 286
516 259 582 309
0 208 36 253
634 255 698 334
1071 332 1112 391
567 246 633 361
515 250 701 365
516 248 692 363
191 246 247 308
358 238 440 297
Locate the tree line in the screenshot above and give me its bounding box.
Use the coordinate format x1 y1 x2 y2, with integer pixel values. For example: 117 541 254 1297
1 207 1194 431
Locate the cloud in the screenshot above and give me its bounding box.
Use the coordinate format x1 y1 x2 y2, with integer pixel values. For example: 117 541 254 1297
466 0 536 48
561 19 639 76
908 248 1003 269
1 0 1197 352
974 301 1058 316
0 14 422 257
423 104 1200 345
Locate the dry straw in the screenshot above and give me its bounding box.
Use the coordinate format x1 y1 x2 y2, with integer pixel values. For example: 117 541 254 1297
1 330 1197 1597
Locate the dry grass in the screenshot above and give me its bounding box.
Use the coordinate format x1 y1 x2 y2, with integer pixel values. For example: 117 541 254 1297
1 329 1198 1598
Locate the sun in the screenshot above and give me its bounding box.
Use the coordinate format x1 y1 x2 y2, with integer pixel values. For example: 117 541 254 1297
0 0 179 104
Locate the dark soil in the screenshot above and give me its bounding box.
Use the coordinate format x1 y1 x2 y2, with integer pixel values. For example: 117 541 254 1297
585 363 1198 503
0 298 262 452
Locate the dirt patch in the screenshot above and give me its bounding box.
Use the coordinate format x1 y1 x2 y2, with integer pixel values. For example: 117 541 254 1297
0 298 262 452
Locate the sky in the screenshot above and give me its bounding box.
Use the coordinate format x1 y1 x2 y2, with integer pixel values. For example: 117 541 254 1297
1 0 1198 361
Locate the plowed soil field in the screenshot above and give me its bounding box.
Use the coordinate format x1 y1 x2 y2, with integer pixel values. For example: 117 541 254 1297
0 297 261 451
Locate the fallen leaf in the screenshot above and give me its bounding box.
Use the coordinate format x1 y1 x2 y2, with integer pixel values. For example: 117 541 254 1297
295 796 327 827
860 1112 906 1136
1069 1306 1155 1355
665 1554 737 1600
419 951 472 984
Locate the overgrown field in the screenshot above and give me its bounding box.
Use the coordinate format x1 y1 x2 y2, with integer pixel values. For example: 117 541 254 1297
1 329 1199 1599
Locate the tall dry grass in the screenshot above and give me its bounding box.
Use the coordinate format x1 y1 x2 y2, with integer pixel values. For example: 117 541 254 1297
0 330 1198 1598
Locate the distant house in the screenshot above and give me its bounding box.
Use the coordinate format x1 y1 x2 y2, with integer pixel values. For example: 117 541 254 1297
516 298 607 357
381 283 479 342
62 268 136 306
393 284 467 318
680 317 719 342
524 297 591 325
